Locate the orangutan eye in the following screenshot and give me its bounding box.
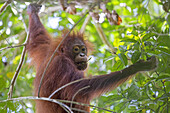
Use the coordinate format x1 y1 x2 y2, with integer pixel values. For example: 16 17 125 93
81 46 86 53
73 46 80 53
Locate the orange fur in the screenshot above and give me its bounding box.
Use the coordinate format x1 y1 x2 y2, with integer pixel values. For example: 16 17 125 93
27 4 156 113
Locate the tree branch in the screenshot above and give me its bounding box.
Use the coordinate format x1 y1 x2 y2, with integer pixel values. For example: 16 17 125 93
37 0 46 5
80 15 91 34
92 17 117 54
7 32 29 99
0 44 26 51
0 96 115 113
1 96 73 113
70 86 90 109
0 0 12 14
49 78 85 98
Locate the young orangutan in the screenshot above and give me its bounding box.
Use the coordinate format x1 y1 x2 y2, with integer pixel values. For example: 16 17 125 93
26 3 157 113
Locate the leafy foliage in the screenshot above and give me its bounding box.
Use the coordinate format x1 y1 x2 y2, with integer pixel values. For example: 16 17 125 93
0 0 169 113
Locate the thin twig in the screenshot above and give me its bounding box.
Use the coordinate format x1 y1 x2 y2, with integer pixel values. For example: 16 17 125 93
0 44 26 51
0 0 12 14
37 0 46 5
20 13 28 32
151 31 170 36
0 33 13 48
139 0 150 22
38 3 97 97
7 32 29 99
71 108 88 113
49 78 85 98
80 15 91 34
4 37 12 47
59 98 115 112
70 86 90 109
92 17 117 54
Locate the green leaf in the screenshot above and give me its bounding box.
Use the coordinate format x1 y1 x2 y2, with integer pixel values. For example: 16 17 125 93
118 53 128 66
142 33 155 42
144 41 152 47
157 36 170 48
127 84 139 99
156 47 170 55
0 75 6 90
133 42 140 50
112 60 124 71
131 51 141 63
131 30 138 36
156 75 170 81
121 38 138 43
115 101 128 112
155 93 170 101
103 56 114 63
